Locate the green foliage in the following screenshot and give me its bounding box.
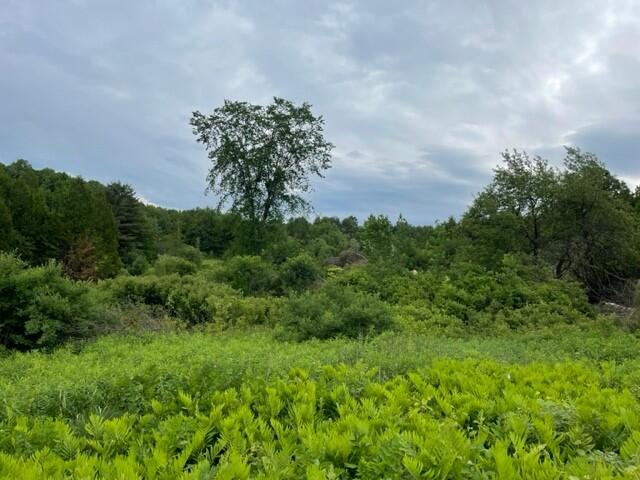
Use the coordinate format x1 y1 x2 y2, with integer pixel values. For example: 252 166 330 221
218 255 277 295
105 182 156 264
0 252 97 350
551 148 640 299
128 253 150 275
0 196 13 251
361 214 394 259
261 230 303 264
173 243 203 266
191 97 333 227
331 256 593 333
2 146 640 476
101 273 281 328
491 150 556 259
279 253 322 292
0 161 121 277
462 147 640 300
2 333 640 477
632 281 640 327
281 284 393 340
152 255 198 276
180 208 237 257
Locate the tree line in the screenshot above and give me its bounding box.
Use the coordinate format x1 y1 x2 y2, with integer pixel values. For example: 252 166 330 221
1 147 638 303
1 96 639 304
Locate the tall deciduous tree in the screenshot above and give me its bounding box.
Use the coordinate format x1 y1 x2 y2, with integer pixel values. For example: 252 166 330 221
550 148 640 299
190 97 333 236
462 147 640 300
489 150 557 261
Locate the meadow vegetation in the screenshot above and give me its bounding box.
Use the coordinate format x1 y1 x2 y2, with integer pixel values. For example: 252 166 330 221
1 139 640 476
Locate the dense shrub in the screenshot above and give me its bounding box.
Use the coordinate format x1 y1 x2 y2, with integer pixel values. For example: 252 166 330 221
101 274 176 306
101 274 213 323
205 295 285 330
0 253 97 350
127 253 150 275
174 244 203 265
393 302 467 336
279 253 322 292
218 255 277 295
281 284 393 340
261 228 303 264
101 273 282 328
152 255 197 276
332 256 593 332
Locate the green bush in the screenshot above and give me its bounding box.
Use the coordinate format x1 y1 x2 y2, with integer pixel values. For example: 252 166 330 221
262 234 302 264
101 274 176 306
281 284 393 340
175 244 203 266
393 301 467 336
127 253 150 275
219 255 277 295
101 274 217 324
205 295 285 330
0 252 97 350
279 253 322 292
331 256 593 332
101 273 282 328
152 255 197 276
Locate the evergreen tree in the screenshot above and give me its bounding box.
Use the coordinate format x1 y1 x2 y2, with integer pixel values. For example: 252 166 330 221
105 182 155 263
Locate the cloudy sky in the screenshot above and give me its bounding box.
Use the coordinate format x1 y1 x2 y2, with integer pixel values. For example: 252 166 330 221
1 1 639 223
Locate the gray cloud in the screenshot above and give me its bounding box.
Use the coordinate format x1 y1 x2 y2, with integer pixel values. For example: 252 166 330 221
1 0 639 223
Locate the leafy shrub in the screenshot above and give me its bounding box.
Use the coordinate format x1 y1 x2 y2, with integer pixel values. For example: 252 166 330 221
127 253 150 275
393 301 467 336
218 255 277 295
102 274 176 306
0 252 97 350
281 284 393 340
92 303 183 334
630 281 640 329
279 253 322 292
152 255 197 276
305 237 335 261
331 256 593 332
262 233 302 264
205 295 285 330
101 273 282 328
174 244 203 266
102 274 217 324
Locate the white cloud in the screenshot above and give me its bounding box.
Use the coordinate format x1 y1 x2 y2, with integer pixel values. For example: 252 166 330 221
0 0 638 223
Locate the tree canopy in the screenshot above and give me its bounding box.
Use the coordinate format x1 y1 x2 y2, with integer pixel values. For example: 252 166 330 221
190 97 333 226
462 147 640 300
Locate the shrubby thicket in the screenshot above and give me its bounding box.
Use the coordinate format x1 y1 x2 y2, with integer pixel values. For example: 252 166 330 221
0 147 639 349
0 253 98 350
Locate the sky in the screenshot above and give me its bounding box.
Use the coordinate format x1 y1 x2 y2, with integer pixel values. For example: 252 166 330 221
1 1 639 224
